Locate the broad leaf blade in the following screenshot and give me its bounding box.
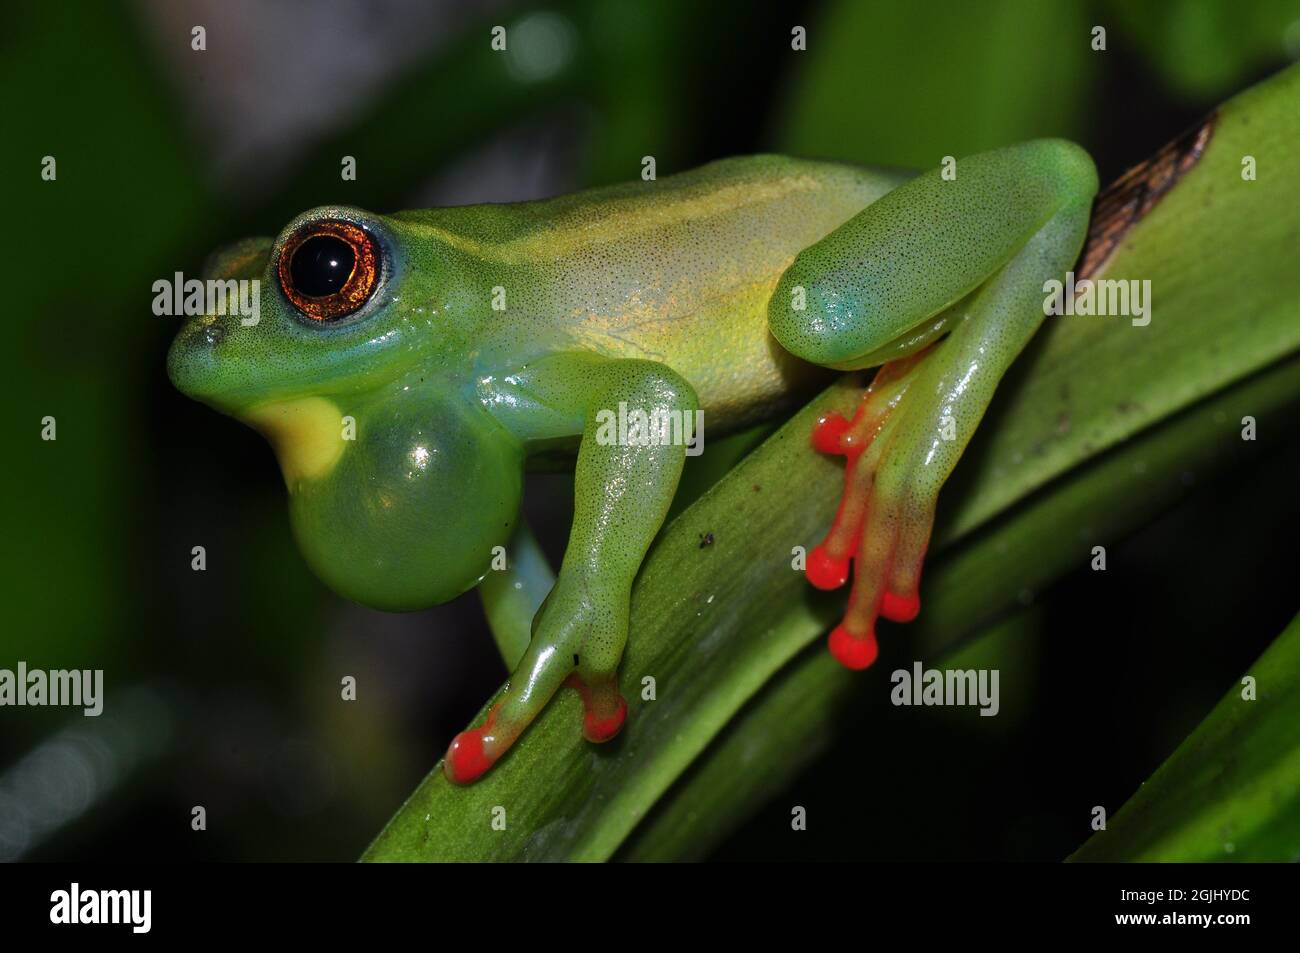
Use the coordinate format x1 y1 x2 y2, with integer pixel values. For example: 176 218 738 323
621 351 1300 860
1070 611 1300 862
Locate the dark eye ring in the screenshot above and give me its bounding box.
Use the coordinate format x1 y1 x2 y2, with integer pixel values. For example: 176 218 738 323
277 220 380 321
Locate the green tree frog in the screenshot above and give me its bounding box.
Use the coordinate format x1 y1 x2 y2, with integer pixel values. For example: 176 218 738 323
168 141 1097 783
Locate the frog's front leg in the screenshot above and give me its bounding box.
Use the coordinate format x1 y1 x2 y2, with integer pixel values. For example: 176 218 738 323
770 140 1098 668
444 356 698 783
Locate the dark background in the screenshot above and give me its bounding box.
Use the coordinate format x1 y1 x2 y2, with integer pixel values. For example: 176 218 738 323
3 0 1298 861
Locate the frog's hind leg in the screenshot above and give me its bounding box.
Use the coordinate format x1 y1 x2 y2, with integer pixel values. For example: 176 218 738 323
772 141 1097 669
807 192 1094 670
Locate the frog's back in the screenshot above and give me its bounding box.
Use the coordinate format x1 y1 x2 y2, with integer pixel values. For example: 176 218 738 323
396 155 906 426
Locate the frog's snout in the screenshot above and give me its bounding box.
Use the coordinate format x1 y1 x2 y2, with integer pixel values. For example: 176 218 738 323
167 312 235 403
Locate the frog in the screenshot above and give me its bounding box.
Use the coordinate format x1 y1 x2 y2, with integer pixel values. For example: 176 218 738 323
168 141 1097 784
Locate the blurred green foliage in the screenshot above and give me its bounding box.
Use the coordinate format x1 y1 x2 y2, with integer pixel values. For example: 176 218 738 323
780 0 1095 167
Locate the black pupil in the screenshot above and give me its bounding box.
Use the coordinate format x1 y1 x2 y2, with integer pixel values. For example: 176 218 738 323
290 234 356 297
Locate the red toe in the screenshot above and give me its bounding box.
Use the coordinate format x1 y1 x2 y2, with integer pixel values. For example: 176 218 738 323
807 544 850 590
583 695 628 743
828 624 878 670
812 412 852 454
444 727 494 785
881 591 921 623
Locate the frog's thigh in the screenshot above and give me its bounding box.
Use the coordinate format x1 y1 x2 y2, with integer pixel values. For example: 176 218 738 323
768 139 1098 369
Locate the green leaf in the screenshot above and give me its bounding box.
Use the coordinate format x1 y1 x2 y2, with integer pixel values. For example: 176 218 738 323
1069 610 1300 862
363 63 1300 862
619 349 1300 860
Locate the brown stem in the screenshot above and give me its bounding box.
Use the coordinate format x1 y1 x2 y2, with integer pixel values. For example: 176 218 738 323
1077 115 1217 280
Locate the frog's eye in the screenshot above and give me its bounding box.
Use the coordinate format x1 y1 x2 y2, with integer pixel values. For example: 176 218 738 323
277 220 380 321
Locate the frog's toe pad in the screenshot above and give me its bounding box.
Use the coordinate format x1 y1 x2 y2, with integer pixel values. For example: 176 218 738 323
881 591 921 623
567 674 628 744
812 412 853 454
828 624 878 670
806 544 850 590
444 726 497 785
583 696 627 743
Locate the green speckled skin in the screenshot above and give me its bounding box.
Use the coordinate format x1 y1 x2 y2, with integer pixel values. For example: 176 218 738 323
168 142 1097 781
